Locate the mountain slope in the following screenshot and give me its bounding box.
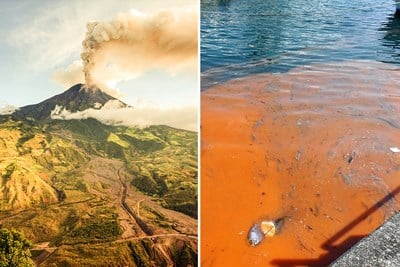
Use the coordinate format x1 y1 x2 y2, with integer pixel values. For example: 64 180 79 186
13 84 128 121
0 86 198 266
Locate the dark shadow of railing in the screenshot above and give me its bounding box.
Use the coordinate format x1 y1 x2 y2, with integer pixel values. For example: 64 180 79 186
270 186 400 266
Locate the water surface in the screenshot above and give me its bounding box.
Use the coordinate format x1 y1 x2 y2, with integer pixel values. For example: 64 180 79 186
201 1 400 266
201 61 400 266
201 0 400 87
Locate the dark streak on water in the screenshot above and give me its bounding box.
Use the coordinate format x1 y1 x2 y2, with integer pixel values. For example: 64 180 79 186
201 0 400 88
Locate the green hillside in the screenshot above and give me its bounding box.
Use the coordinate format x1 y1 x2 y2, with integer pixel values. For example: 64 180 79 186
0 115 198 266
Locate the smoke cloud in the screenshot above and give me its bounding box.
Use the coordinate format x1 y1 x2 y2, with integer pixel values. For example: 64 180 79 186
52 60 85 88
81 7 198 87
52 60 122 97
50 101 197 132
51 7 198 131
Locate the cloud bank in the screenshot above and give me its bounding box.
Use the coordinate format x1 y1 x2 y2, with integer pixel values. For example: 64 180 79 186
50 101 197 132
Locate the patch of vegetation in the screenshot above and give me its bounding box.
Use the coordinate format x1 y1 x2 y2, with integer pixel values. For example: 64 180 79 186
48 141 88 169
147 125 197 150
92 181 110 193
140 204 166 222
75 180 90 193
128 237 198 267
122 129 166 152
1 208 65 243
129 240 153 267
129 238 175 266
107 133 129 148
0 228 34 267
103 142 125 159
163 186 198 219
1 199 121 247
41 242 135 267
130 164 197 218
16 132 35 149
131 170 159 196
61 210 80 233
2 162 16 182
50 119 110 141
65 219 121 243
171 239 198 267
52 171 87 192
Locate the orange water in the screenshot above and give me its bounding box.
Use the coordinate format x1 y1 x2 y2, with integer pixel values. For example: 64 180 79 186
201 61 400 266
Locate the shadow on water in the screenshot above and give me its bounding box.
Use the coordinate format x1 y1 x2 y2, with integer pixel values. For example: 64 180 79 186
270 186 400 266
380 14 400 51
217 0 231 6
396 8 400 19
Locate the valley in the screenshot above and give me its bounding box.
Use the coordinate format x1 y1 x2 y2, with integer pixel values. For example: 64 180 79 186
0 85 198 266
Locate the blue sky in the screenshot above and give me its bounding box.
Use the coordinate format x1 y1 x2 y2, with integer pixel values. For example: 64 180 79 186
0 0 198 111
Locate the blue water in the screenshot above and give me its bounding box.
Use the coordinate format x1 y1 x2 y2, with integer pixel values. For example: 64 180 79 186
201 0 400 87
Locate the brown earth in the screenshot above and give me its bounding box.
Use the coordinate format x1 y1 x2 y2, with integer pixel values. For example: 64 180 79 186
201 61 400 266
80 157 197 238
47 157 196 265
0 148 197 265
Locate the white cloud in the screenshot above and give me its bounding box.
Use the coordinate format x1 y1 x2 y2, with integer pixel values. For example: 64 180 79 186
8 5 84 70
6 1 130 71
50 101 197 131
0 105 17 115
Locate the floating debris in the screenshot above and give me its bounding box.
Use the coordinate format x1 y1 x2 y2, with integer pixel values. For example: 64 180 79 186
261 220 277 237
247 220 277 246
390 147 400 153
248 223 264 246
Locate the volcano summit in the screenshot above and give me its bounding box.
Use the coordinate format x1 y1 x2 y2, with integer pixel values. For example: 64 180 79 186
13 84 128 121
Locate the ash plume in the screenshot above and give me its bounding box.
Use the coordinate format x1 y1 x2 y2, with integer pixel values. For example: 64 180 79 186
81 8 197 87
52 60 84 88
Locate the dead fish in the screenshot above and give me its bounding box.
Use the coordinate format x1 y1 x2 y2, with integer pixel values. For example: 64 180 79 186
248 223 264 246
247 220 277 246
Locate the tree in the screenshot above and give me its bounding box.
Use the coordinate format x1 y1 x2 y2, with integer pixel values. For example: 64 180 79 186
0 228 34 267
